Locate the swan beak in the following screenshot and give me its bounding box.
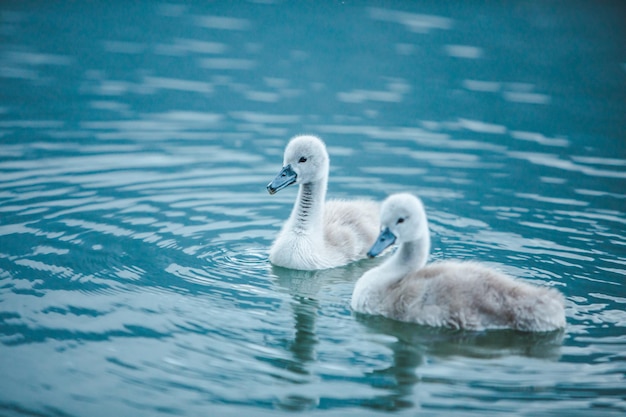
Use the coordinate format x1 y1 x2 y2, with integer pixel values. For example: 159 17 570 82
367 227 397 258
267 164 297 195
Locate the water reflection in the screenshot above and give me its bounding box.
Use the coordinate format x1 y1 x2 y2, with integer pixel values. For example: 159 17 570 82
271 262 374 347
361 338 423 411
358 316 565 360
287 295 318 369
269 261 379 410
356 315 564 411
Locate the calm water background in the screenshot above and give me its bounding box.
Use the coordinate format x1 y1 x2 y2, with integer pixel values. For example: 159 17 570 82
1 1 625 416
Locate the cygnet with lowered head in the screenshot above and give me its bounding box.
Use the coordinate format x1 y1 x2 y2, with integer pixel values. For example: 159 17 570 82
351 193 566 332
267 135 380 270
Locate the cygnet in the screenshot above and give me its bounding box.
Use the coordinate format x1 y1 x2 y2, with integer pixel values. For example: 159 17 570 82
351 193 566 332
267 135 380 270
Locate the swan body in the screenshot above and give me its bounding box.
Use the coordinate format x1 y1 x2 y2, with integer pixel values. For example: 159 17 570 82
351 193 566 332
267 135 380 270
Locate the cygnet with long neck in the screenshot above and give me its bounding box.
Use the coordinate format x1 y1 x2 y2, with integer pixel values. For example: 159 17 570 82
267 135 379 270
351 193 566 332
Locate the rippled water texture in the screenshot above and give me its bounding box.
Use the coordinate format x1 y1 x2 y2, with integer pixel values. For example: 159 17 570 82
1 1 625 416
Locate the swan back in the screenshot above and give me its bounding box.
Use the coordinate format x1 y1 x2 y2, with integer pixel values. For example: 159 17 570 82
391 261 566 331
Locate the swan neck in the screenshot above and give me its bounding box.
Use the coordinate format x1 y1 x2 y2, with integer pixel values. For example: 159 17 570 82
352 225 431 313
393 233 430 272
291 180 326 233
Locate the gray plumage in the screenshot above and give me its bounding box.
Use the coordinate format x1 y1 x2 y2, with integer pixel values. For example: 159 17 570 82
351 193 566 332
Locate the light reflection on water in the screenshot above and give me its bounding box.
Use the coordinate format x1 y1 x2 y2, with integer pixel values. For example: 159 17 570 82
1 1 625 416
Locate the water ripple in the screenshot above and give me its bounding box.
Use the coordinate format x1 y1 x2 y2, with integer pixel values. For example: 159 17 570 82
1 1 625 415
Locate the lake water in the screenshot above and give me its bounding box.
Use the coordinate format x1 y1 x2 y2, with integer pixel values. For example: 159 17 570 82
1 1 625 416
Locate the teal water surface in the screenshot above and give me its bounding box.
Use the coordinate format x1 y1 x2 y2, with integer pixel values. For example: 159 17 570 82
1 1 625 416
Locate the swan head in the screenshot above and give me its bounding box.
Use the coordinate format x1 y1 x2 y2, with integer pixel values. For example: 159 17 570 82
368 193 429 257
267 135 330 194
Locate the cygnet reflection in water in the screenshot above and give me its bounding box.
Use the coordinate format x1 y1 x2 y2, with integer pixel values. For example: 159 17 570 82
354 315 563 412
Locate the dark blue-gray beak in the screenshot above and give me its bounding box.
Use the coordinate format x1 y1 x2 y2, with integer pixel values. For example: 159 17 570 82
267 164 297 195
367 227 397 258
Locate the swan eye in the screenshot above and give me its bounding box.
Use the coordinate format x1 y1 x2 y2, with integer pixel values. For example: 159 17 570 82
298 157 307 163
396 218 405 224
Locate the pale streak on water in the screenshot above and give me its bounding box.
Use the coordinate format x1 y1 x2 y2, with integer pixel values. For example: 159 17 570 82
0 1 625 416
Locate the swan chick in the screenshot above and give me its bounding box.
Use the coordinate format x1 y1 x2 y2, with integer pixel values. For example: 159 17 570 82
266 135 379 270
351 193 566 332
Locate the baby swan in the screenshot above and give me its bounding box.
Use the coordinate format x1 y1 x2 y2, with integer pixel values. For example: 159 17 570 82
267 135 379 270
351 193 566 332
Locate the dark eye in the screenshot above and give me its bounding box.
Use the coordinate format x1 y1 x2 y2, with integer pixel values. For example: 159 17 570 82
298 157 307 163
396 218 405 224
